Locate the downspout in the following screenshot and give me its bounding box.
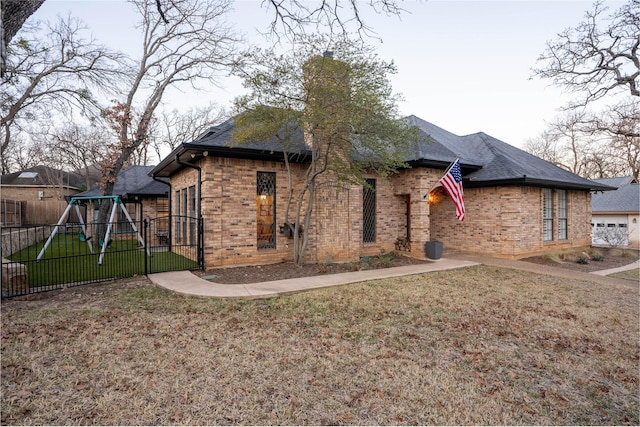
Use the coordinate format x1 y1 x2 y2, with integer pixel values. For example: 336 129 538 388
175 153 203 268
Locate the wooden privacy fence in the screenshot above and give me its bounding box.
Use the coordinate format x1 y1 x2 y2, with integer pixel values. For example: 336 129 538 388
1 200 24 226
23 200 71 225
1 199 71 225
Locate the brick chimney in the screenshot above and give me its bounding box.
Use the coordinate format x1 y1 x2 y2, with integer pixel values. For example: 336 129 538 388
302 53 351 153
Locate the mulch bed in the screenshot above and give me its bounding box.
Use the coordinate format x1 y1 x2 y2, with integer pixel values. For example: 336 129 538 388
193 253 430 284
521 247 639 273
194 247 639 284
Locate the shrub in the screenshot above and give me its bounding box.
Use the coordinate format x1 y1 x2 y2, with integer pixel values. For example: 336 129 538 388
577 256 589 265
375 251 397 268
542 253 563 263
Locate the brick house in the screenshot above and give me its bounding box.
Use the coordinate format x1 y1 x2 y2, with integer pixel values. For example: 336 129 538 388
0 165 85 202
150 115 612 268
1 165 87 224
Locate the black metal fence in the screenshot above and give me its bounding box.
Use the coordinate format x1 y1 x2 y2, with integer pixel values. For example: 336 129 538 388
1 215 202 298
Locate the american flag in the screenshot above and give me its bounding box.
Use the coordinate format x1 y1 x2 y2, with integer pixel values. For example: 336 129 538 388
439 159 465 221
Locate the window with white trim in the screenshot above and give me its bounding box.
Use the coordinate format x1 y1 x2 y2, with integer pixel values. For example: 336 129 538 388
543 188 553 242
557 189 567 240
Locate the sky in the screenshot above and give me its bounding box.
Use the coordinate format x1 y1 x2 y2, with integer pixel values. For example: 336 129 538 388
28 0 621 150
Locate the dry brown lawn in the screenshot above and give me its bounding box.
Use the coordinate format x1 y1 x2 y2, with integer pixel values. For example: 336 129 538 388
609 268 640 282
2 265 638 425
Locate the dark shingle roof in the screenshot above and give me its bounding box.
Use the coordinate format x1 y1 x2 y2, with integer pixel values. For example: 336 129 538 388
407 116 612 191
152 117 308 177
75 166 168 198
591 177 639 213
1 165 85 189
191 118 307 155
151 114 614 192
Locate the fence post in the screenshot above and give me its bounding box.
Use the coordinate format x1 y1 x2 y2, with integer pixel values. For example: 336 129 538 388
143 219 148 276
198 216 204 269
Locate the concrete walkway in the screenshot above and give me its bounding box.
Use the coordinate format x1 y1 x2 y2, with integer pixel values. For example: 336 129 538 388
149 258 479 298
148 255 639 298
591 259 640 276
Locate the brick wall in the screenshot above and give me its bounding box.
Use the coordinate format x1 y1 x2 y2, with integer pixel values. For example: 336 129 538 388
171 157 595 267
430 186 592 258
172 158 443 268
390 167 443 258
0 185 77 202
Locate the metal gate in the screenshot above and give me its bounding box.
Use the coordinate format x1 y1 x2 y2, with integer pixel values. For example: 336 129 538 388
1 215 203 298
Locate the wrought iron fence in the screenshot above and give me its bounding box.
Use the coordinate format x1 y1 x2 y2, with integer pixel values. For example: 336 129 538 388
1 215 202 298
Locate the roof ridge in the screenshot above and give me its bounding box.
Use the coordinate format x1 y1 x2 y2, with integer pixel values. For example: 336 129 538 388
476 133 522 178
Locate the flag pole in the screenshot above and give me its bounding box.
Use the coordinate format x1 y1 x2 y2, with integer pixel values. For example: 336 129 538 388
423 156 460 199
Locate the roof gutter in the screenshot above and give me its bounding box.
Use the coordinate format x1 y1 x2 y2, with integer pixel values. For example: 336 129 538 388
184 142 311 163
464 175 616 192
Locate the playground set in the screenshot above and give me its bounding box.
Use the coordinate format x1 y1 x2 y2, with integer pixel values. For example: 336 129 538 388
37 196 149 265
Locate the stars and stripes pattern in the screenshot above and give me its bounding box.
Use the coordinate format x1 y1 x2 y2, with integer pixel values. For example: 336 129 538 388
439 159 465 221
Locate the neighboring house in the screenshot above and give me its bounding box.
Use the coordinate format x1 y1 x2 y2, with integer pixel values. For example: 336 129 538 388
0 165 85 202
150 115 612 269
75 165 170 239
1 165 87 225
591 176 640 248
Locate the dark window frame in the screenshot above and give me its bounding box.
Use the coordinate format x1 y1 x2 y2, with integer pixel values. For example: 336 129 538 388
257 171 276 250
363 178 377 243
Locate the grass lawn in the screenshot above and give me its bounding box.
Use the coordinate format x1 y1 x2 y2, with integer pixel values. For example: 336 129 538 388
2 265 638 425
608 268 640 283
8 234 198 287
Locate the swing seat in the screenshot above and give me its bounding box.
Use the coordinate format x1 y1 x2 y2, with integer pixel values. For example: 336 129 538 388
79 232 92 242
98 239 112 248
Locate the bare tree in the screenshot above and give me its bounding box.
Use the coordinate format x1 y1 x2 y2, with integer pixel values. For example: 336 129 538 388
532 0 639 109
1 132 40 172
592 225 630 247
589 99 640 179
524 130 566 169
262 0 405 41
35 121 111 189
150 103 227 161
1 0 46 78
95 0 242 233
233 36 420 265
0 14 126 174
525 104 639 179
